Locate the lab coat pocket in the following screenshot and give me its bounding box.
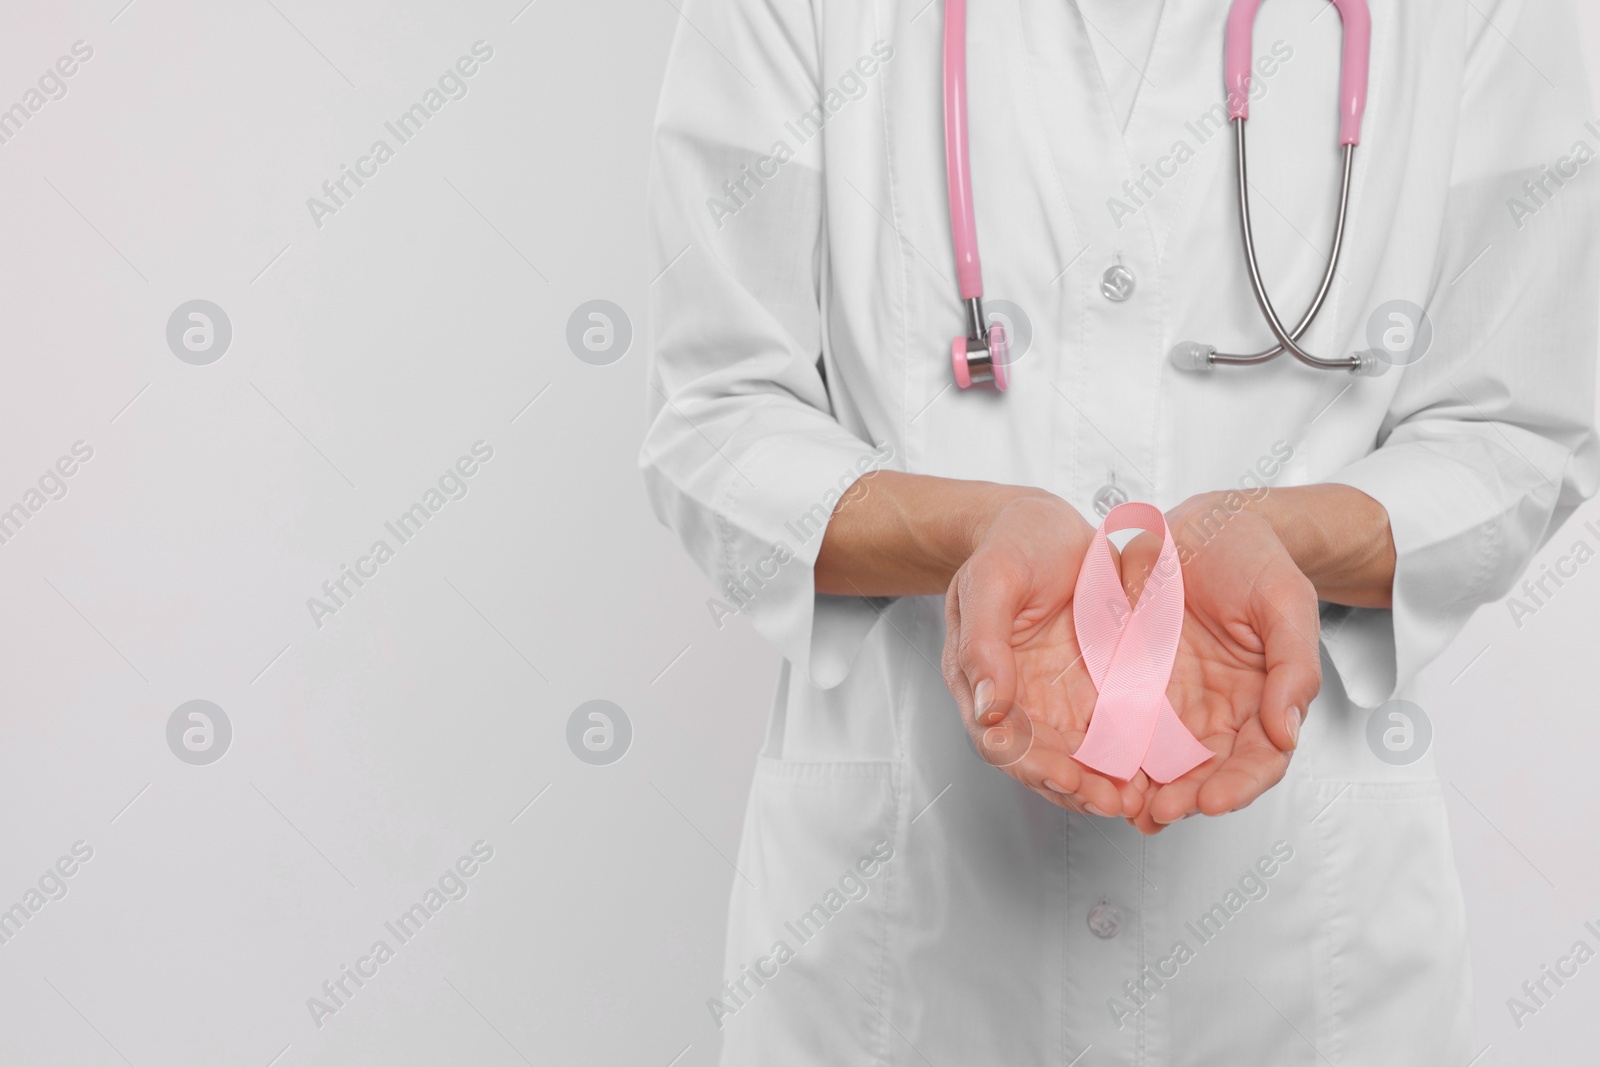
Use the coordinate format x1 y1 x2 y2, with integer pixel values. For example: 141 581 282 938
717 757 901 1067
1310 779 1474 1062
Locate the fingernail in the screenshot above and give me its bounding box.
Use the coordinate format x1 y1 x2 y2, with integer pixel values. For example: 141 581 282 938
1043 780 1068 794
1286 705 1303 748
1084 803 1107 817
974 678 995 723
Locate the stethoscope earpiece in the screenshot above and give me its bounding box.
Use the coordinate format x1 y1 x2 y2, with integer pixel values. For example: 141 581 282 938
1168 343 1218 373
1351 349 1389 377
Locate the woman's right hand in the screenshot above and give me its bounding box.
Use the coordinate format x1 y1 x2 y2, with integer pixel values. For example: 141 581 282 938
940 492 1149 819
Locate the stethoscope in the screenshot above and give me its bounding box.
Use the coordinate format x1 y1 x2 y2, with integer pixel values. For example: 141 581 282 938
945 0 1384 391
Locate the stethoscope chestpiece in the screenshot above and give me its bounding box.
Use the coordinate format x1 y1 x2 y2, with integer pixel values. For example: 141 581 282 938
952 325 1010 390
951 295 1010 390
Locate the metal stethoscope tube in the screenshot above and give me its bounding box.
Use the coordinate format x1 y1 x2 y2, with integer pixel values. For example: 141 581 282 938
1232 124 1365 371
1173 123 1382 375
1216 126 1354 367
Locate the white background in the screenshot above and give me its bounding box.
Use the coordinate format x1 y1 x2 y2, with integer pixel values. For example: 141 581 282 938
0 1 1596 1064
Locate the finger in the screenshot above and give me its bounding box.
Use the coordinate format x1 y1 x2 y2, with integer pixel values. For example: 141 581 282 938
1036 784 1126 819
1016 745 1128 817
1144 770 1206 826
996 721 1133 818
1248 571 1323 753
1029 781 1088 812
1117 532 1164 606
1120 770 1153 820
1128 808 1173 836
1011 768 1090 816
943 563 1021 728
1011 723 1152 825
1059 778 1128 819
1029 783 1120 820
1195 718 1292 816
958 686 1128 815
941 581 975 712
1141 731 1233 824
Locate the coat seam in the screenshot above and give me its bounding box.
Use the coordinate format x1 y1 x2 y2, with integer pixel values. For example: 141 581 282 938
1309 775 1348 1065
866 600 913 1067
1136 835 1148 1067
1060 810 1072 1066
871 0 913 472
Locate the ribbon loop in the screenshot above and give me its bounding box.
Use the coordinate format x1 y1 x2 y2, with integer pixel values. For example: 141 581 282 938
1071 503 1214 784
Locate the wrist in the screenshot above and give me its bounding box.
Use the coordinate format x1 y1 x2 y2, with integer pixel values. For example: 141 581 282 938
1244 487 1324 574
1170 485 1393 608
953 483 1056 556
1169 489 1314 560
1167 489 1264 543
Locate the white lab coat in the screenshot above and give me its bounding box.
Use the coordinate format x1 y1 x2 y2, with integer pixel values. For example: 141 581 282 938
642 0 1599 1062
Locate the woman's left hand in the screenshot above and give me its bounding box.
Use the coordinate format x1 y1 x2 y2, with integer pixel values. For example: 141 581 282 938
1114 496 1324 834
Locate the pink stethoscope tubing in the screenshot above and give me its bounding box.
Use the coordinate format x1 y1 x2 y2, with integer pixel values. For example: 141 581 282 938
943 0 1008 390
1227 0 1370 146
944 0 982 301
944 0 1379 388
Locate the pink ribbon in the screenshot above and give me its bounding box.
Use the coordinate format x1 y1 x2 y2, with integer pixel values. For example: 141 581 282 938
1071 503 1214 784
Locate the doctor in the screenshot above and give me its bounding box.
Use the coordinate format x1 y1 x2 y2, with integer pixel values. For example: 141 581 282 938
643 0 1598 1061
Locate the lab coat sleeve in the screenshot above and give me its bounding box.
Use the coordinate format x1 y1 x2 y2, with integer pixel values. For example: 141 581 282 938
640 0 890 688
1322 0 1600 707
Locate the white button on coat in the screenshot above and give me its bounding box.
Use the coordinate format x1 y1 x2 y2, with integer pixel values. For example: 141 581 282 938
643 0 1600 1061
1088 901 1123 940
1092 473 1130 517
1101 262 1137 302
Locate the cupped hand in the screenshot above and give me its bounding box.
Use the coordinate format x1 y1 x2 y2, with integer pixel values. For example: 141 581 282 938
941 493 1151 819
1116 498 1323 834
